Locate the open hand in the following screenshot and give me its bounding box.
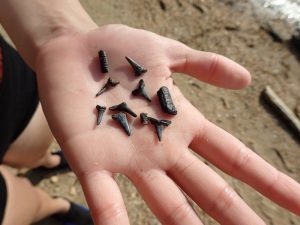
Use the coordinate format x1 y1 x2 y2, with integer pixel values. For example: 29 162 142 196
36 24 300 225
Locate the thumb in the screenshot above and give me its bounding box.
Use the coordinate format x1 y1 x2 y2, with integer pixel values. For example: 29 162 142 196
169 44 251 90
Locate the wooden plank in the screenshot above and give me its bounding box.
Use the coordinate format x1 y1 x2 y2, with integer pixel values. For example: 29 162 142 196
262 86 300 137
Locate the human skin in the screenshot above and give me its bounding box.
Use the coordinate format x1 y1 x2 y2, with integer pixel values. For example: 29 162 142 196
1 1 300 225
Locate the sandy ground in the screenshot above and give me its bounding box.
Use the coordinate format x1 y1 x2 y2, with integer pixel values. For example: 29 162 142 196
2 0 300 224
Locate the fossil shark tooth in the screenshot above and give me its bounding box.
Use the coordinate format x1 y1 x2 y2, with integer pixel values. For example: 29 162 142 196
141 114 171 141
112 112 131 136
96 77 120 97
125 56 147 76
96 105 106 125
132 79 152 102
109 102 137 117
98 50 109 73
150 118 172 142
157 86 177 115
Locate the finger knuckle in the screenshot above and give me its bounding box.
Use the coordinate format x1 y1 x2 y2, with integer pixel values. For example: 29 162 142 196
162 201 194 224
92 202 126 222
206 53 219 82
207 184 237 215
229 145 254 175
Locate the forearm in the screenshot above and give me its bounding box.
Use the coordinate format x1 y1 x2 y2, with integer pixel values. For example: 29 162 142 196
0 0 97 68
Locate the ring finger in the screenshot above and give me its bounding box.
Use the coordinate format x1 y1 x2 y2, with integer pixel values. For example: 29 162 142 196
168 150 266 225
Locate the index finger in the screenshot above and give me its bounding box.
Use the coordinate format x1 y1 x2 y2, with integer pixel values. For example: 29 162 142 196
190 118 300 215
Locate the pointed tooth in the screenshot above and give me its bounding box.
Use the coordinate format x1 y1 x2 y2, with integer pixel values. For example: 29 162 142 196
125 56 147 76
132 79 151 102
96 105 106 125
112 113 131 136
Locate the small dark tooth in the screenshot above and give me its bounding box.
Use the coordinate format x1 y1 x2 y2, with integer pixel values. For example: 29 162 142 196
98 50 109 73
153 120 171 142
96 77 120 97
125 56 147 76
109 102 137 117
96 105 106 125
157 86 177 115
132 79 151 102
140 112 149 124
147 115 171 141
112 112 131 136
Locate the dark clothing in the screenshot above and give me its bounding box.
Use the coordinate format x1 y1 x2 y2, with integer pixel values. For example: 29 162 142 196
0 172 7 224
0 36 39 162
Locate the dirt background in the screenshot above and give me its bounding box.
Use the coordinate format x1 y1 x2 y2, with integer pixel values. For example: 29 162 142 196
2 0 299 224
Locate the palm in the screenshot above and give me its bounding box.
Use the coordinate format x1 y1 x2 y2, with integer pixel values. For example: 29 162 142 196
36 25 300 225
37 25 195 172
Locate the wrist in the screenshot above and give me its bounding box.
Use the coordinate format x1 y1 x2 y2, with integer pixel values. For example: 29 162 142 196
0 0 97 69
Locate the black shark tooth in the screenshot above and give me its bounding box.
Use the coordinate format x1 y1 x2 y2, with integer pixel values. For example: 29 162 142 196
132 79 151 102
140 114 171 141
112 112 131 136
96 105 106 125
125 56 147 76
150 118 172 142
96 77 120 97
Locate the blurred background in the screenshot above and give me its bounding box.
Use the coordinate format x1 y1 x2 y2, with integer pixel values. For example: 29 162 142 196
2 0 299 224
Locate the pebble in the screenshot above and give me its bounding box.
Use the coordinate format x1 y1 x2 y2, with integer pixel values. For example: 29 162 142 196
50 176 59 183
70 186 77 196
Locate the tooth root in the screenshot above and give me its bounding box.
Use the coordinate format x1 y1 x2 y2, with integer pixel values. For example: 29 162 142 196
112 113 131 136
125 56 147 76
108 77 120 86
132 88 141 96
159 119 172 126
147 117 171 141
109 102 137 117
96 77 120 97
96 105 106 125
